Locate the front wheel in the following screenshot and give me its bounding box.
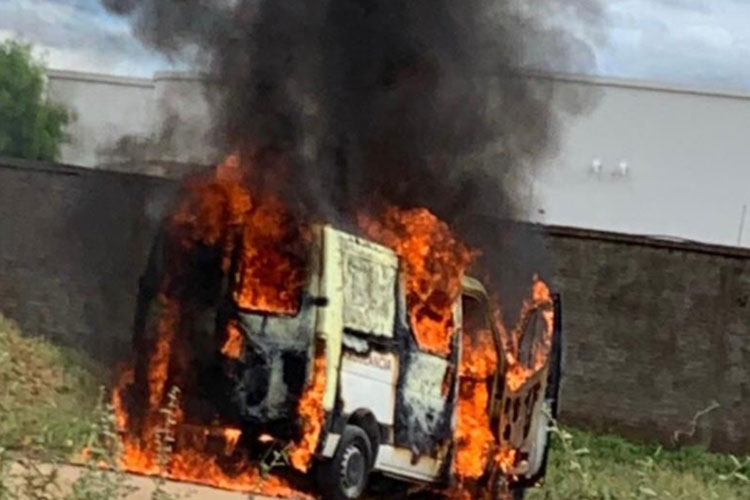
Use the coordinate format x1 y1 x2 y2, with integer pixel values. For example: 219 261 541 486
316 425 373 500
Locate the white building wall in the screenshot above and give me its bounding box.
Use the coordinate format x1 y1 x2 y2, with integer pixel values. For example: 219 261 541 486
46 69 156 167
44 68 750 247
45 69 217 170
534 75 750 248
151 72 217 165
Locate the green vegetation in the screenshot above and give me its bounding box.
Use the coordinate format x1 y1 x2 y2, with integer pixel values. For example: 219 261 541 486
0 40 70 161
0 314 102 460
529 422 750 500
0 392 141 500
0 314 178 499
64 394 137 500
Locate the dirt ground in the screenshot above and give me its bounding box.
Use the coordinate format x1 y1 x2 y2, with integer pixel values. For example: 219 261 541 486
7 462 276 500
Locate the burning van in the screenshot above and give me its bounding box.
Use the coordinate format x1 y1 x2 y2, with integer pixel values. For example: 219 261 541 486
122 191 561 499
249 224 561 499
103 0 588 492
113 157 559 500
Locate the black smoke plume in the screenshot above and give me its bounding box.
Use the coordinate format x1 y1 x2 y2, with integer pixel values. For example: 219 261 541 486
104 0 602 310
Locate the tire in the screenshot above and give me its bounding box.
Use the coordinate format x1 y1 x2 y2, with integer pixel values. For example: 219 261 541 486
316 425 373 500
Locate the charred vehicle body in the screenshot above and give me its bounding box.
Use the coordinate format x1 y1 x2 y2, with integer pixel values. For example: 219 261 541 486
132 224 562 500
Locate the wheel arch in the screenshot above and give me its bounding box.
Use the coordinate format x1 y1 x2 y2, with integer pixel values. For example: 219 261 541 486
346 409 381 462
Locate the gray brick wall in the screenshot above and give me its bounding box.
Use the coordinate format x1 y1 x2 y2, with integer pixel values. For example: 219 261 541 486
546 228 750 453
0 158 175 360
0 159 748 453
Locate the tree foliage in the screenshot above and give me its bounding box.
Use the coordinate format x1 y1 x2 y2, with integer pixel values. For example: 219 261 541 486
0 40 70 161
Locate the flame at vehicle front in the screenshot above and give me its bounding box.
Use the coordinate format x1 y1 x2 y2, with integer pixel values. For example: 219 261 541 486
113 154 315 498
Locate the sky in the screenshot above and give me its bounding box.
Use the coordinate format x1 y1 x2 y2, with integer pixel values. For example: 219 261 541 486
1 0 750 91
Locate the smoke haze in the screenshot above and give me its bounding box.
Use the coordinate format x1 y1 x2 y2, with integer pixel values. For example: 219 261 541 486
103 0 603 311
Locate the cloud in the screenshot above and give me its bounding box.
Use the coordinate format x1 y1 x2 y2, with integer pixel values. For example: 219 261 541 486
591 0 750 90
0 0 176 77
1 0 750 91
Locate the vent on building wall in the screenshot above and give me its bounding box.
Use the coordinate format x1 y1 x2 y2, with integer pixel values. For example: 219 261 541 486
590 158 602 175
588 158 630 179
614 160 629 177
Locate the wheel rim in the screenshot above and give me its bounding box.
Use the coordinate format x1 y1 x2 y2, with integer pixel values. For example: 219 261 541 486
340 445 366 495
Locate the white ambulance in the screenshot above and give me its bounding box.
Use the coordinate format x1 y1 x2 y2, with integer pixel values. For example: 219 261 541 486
218 225 562 500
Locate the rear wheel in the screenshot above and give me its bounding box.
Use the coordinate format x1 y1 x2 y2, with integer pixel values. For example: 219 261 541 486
316 425 373 500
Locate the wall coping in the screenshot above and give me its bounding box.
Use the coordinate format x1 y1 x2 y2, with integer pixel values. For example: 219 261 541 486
541 223 750 260
46 69 155 89
0 156 173 183
526 70 750 102
46 67 750 103
153 70 210 83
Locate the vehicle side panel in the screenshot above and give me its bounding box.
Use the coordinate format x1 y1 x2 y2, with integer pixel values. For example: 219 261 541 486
339 350 398 426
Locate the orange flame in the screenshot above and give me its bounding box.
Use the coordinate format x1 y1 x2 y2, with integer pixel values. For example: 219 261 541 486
112 367 134 432
113 154 312 498
453 328 497 479
289 348 327 472
222 428 242 456
166 449 311 498
503 276 554 393
233 196 309 314
453 275 554 486
359 207 475 356
495 444 518 473
169 155 250 256
220 321 244 360
147 296 180 411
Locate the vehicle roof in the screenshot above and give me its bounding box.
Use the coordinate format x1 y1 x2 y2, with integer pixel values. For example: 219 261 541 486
323 224 490 298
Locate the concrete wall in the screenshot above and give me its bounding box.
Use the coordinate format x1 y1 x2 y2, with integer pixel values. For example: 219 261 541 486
1 159 748 452
534 74 750 248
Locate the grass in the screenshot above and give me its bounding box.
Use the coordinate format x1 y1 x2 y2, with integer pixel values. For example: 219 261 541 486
0 314 103 460
528 424 750 500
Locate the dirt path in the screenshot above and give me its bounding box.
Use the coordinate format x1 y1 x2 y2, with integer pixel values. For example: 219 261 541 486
7 461 278 499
